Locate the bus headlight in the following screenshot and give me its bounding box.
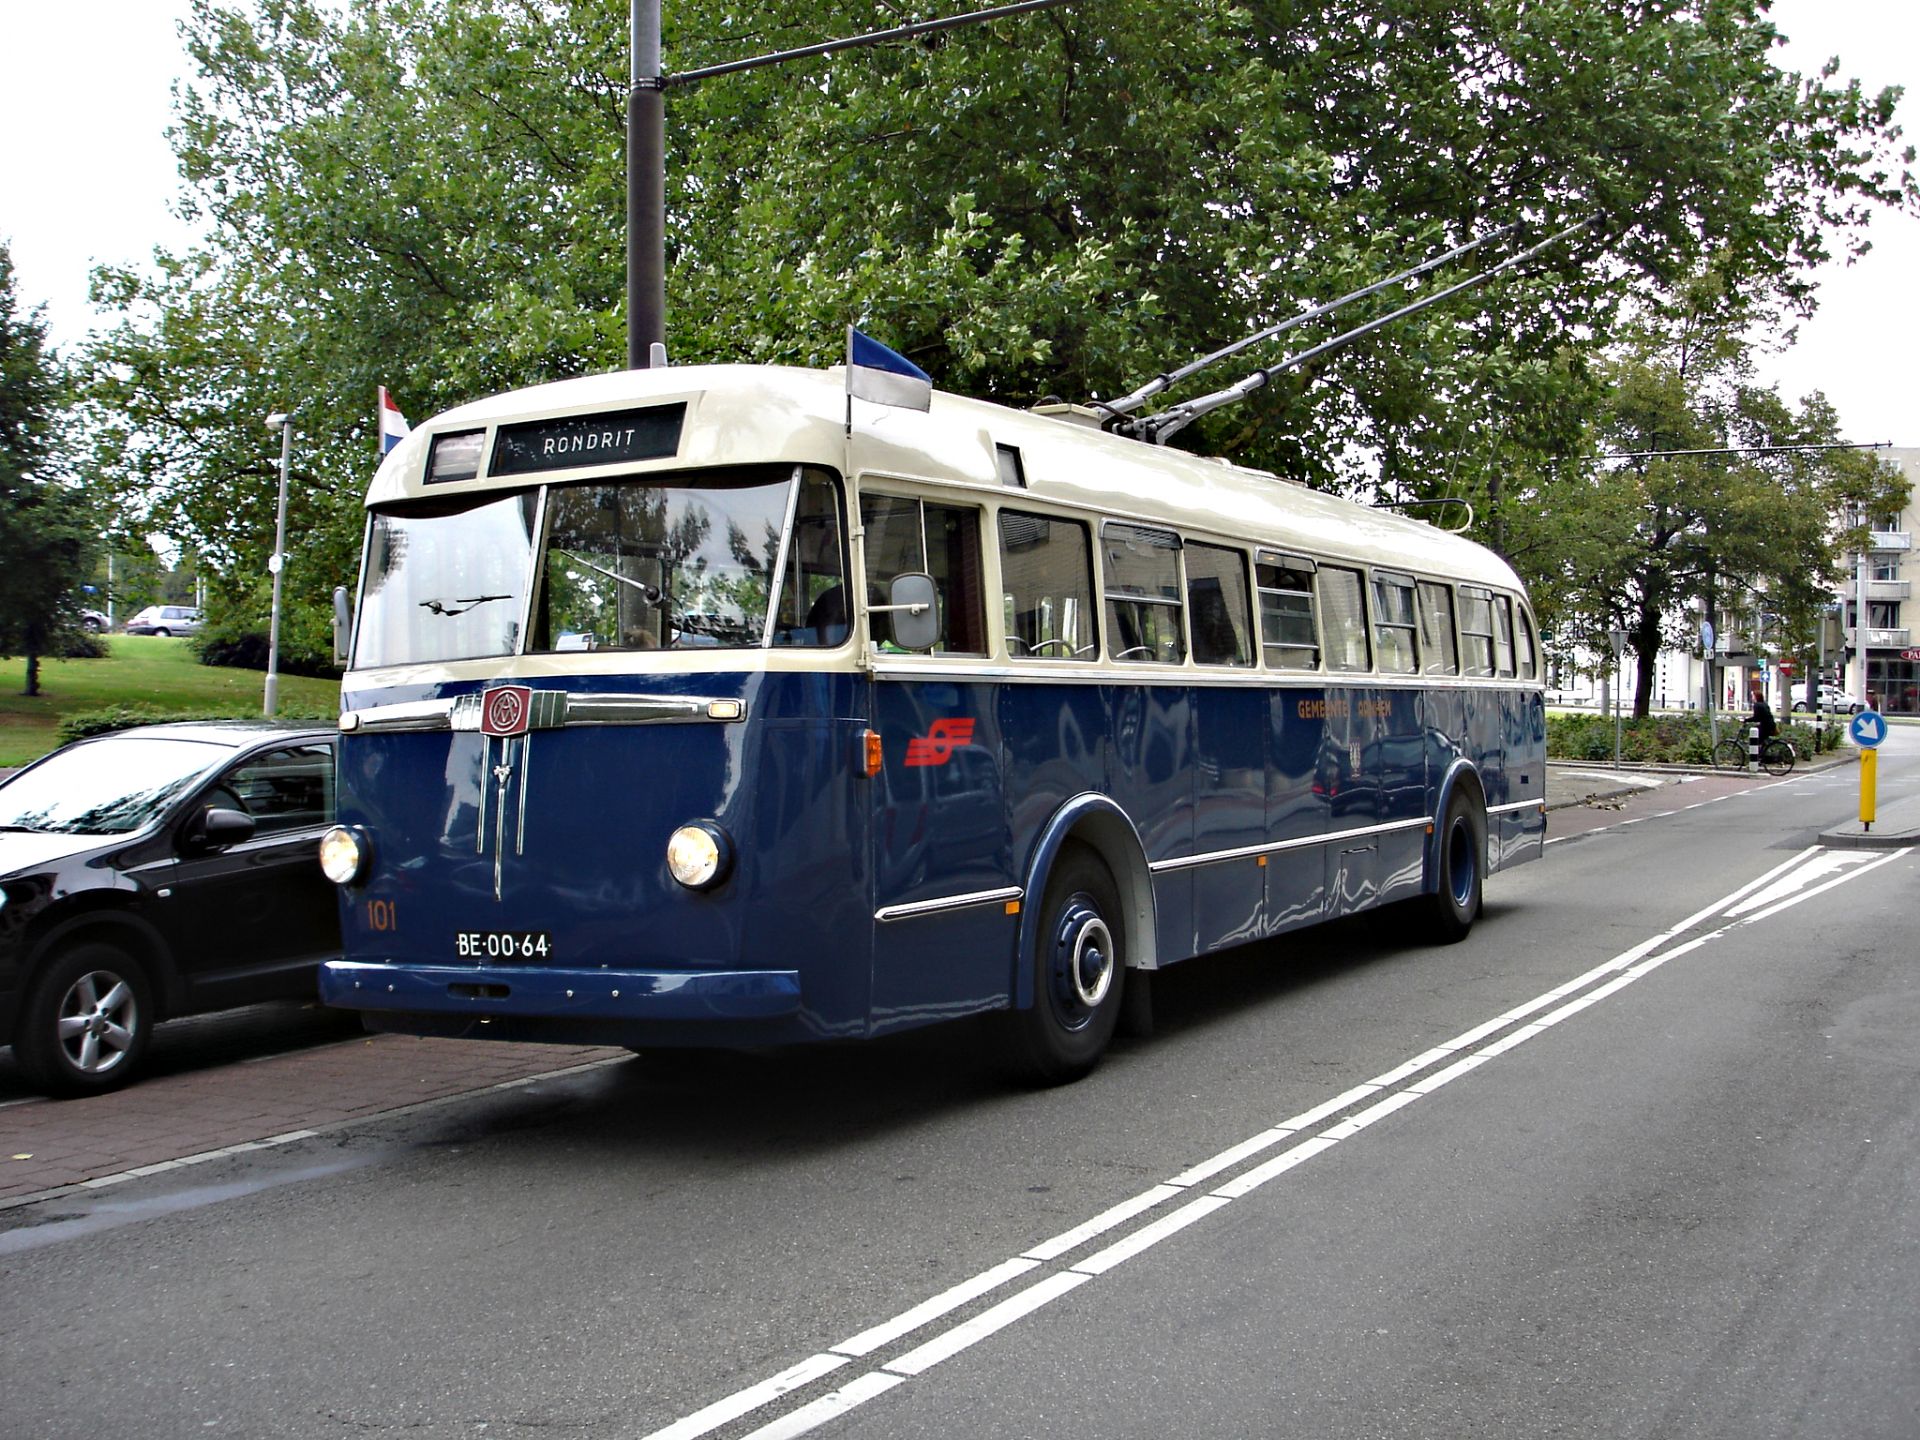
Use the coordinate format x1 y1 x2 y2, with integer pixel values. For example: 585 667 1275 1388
666 823 732 890
319 825 372 886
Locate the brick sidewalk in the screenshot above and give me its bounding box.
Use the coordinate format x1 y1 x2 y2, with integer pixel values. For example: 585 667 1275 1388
0 1032 626 1205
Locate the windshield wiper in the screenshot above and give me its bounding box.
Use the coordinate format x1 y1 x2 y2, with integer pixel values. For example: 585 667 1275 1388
552 549 664 606
419 594 513 617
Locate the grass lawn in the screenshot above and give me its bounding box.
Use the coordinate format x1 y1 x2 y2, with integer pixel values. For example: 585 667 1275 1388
0 636 340 767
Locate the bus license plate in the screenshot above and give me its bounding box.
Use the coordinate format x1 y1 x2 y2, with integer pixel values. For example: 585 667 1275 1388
456 930 553 961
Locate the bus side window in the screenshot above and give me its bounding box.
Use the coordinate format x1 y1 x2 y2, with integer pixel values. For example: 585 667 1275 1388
1514 602 1539 679
1186 542 1254 667
1102 523 1185 664
1417 580 1458 675
1317 565 1371 673
1255 553 1319 669
1370 572 1420 675
1492 594 1516 677
999 510 1096 659
1459 586 1496 677
861 494 986 654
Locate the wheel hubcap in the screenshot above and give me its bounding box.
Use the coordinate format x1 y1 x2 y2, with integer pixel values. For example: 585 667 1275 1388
1050 898 1115 1022
56 971 137 1075
1447 819 1477 907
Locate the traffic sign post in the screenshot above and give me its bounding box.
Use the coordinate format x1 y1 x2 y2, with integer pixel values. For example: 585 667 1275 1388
1849 710 1886 830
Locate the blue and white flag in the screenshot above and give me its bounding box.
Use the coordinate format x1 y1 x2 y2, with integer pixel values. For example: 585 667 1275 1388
378 386 411 455
846 327 932 412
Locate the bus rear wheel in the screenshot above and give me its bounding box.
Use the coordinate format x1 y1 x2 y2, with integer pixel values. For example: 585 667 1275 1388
1004 846 1126 1085
1422 793 1485 945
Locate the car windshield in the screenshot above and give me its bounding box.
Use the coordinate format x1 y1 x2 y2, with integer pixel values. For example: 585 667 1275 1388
352 465 847 665
0 737 236 835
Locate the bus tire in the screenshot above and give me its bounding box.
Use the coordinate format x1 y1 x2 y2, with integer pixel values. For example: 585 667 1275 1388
14 942 154 1097
1004 845 1125 1085
1423 792 1485 945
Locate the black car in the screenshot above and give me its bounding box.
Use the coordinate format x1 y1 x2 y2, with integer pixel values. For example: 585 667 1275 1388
0 723 341 1097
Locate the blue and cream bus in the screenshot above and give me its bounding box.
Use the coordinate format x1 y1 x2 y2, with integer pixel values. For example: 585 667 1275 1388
317 363 1545 1080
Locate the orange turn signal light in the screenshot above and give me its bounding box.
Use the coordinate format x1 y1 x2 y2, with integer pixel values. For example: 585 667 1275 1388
859 729 883 777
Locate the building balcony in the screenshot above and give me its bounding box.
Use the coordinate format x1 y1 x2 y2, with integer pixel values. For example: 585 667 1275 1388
1845 627 1912 649
1869 530 1912 552
1867 579 1911 601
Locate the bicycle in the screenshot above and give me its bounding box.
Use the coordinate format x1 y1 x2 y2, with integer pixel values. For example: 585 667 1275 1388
1711 729 1796 776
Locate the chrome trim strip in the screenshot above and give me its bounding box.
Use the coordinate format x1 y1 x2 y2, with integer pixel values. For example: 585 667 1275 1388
875 886 1024 924
1148 814 1435 875
341 690 746 733
515 734 531 855
477 735 491 855
1487 798 1544 815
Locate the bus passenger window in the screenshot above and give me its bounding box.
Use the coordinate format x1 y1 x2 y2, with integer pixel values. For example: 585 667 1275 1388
861 494 986 654
1370 572 1419 675
1459 587 1496 677
1417 581 1458 675
1514 603 1539 679
1186 543 1253 667
1102 523 1184 664
1255 554 1319 669
999 510 1096 659
1317 566 1371 673
1492 595 1517 677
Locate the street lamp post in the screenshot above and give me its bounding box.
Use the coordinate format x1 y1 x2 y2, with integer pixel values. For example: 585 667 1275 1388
263 412 294 716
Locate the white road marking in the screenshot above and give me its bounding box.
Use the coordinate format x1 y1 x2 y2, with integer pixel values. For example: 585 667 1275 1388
640 843 1911 1440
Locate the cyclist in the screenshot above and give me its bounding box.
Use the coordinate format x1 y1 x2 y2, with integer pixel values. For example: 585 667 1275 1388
1749 690 1777 749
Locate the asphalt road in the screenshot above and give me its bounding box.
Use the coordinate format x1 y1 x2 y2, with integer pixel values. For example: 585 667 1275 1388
1 732 1914 1439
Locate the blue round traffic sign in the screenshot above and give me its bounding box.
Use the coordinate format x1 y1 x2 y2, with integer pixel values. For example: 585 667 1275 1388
1848 710 1888 749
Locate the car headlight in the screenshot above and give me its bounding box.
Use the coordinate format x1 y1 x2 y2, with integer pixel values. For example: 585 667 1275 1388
319 825 372 886
666 822 733 890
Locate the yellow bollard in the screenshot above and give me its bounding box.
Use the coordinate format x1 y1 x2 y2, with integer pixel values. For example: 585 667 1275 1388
1860 747 1877 830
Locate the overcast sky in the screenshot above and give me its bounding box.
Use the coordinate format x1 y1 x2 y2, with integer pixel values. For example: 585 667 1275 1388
1 0 1915 441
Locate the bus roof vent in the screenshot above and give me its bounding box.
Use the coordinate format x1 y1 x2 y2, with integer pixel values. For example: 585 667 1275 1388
1030 402 1107 429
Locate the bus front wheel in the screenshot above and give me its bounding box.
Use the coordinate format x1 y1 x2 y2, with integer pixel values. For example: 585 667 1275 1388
1005 846 1126 1085
1422 793 1485 945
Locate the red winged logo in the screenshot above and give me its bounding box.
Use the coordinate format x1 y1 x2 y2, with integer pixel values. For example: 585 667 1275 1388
904 717 976 767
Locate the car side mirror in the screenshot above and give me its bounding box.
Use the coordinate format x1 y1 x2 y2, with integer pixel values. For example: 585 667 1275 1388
185 807 257 853
877 573 940 652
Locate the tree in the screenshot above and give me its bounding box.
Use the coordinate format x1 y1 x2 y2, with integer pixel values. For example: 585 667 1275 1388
1514 272 1910 718
79 0 1917 643
0 241 97 697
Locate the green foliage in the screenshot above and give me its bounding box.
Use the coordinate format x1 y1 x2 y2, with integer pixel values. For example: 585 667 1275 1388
74 0 1918 630
1514 272 1912 718
1545 711 1838 764
56 703 338 746
0 242 101 695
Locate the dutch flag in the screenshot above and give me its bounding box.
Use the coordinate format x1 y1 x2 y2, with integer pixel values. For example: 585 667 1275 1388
378 387 412 455
846 327 932 412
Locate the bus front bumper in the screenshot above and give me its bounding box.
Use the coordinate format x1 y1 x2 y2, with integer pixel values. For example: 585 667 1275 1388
319 960 803 1022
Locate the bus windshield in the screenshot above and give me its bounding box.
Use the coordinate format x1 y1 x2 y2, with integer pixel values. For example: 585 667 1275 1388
354 465 846 666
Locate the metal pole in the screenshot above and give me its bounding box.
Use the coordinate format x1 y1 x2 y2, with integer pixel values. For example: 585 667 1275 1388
628 0 666 369
264 416 293 716
1854 523 1871 710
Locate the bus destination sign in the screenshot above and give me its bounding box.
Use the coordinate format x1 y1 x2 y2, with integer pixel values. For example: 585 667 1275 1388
490 402 686 478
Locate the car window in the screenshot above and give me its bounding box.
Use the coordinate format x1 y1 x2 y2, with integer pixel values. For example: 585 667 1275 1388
0 737 235 834
218 744 335 836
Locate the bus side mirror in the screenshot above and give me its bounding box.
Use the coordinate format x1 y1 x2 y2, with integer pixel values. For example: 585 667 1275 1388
332 585 353 665
884 574 940 652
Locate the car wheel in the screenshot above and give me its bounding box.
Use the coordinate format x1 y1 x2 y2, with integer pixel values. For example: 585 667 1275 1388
1003 844 1126 1085
1791 701 1808 713
152 628 171 638
1421 790 1485 944
13 943 155 1097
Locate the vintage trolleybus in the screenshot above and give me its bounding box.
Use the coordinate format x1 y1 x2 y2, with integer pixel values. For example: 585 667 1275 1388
317 363 1546 1080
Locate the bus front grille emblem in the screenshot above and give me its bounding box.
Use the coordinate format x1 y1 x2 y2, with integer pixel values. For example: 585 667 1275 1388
476 686 536 902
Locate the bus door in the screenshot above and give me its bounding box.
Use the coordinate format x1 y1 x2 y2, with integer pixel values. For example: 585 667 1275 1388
862 493 1015 1029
